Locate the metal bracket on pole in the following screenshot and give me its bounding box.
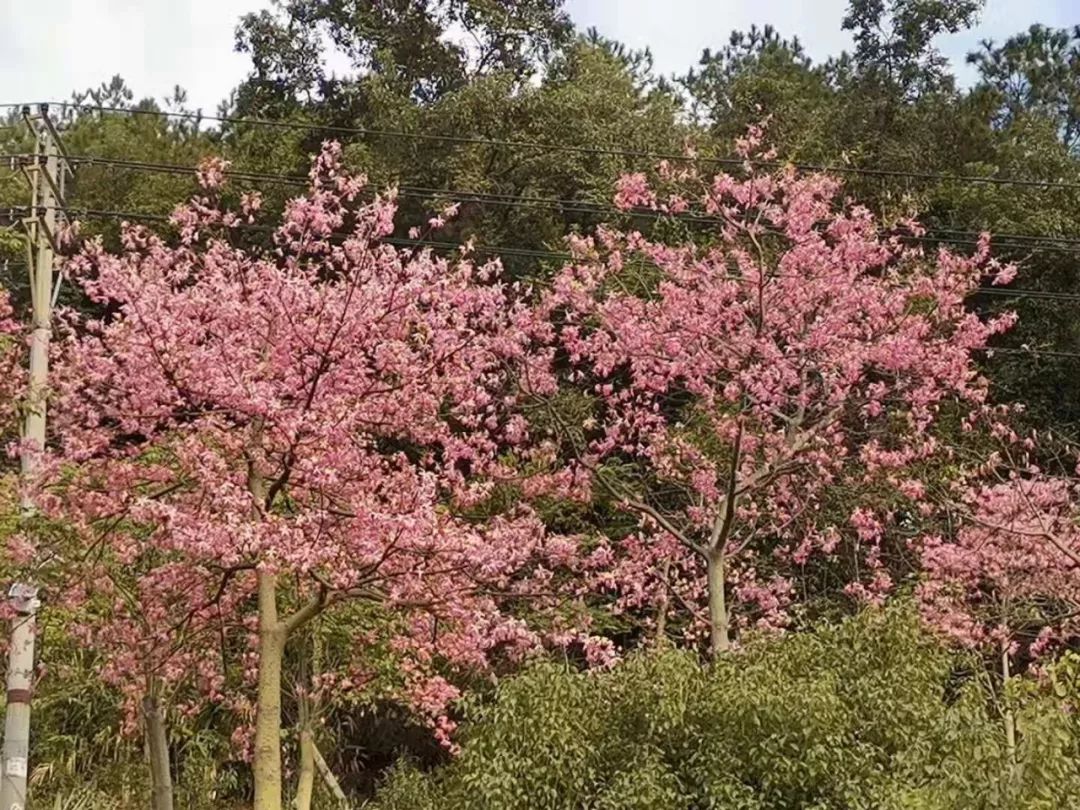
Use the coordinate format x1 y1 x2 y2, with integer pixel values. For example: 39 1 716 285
6 587 39 618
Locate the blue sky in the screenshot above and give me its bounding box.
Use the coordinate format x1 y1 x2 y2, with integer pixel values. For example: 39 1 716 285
566 0 1078 87
0 0 1076 113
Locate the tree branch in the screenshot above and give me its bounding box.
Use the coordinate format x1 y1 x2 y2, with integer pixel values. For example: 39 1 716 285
710 419 743 552
284 581 330 635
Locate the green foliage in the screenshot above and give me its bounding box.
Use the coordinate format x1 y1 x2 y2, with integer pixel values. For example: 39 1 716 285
9 2 1080 807
969 24 1080 149
331 36 685 272
842 0 984 95
234 0 573 111
681 25 835 153
924 113 1080 434
370 607 1080 810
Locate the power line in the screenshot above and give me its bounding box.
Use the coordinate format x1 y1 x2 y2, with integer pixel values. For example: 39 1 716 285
930 227 1080 248
5 260 1079 361
24 153 730 227
972 287 1080 303
18 152 1080 255
65 154 308 188
47 155 1078 244
9 203 1080 307
987 347 1080 360
62 154 641 217
0 203 1065 275
7 100 1080 191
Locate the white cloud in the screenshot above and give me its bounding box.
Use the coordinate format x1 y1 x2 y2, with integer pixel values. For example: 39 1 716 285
0 0 271 113
565 0 851 78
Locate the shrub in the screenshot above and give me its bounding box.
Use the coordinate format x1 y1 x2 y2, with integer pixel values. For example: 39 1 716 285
369 606 1080 809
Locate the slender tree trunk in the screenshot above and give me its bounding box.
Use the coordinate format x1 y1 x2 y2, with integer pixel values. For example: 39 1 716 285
142 691 174 810
654 557 672 643
254 570 286 810
706 549 730 657
1002 647 1017 773
294 631 317 810
312 742 348 805
294 727 315 810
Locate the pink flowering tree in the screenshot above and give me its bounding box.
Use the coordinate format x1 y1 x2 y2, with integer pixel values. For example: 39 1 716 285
0 286 23 445
920 461 1080 662
919 450 1080 760
528 131 1018 657
42 145 571 810
0 283 28 577
0 283 24 553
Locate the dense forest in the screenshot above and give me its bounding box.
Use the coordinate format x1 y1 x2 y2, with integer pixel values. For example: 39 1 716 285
5 1 1080 808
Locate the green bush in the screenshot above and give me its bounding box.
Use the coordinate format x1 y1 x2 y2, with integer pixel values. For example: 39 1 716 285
369 607 1080 809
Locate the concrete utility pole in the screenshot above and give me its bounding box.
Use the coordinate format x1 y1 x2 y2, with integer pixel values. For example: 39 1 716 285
0 104 69 810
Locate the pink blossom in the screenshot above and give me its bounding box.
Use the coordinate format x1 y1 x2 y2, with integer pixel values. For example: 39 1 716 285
530 128 1015 651
195 156 230 190
45 142 586 751
614 173 657 210
918 471 1080 669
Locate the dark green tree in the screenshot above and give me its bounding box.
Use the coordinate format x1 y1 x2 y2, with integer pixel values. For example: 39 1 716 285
969 24 1080 149
232 0 573 115
843 0 984 96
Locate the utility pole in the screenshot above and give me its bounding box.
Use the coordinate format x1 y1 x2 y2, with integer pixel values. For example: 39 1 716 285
0 104 69 810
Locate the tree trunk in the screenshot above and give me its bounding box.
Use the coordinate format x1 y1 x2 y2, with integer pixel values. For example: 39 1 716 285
654 557 672 644
254 570 286 810
294 727 315 810
294 631 317 810
142 692 174 810
706 549 730 657
1002 647 1017 773
312 741 348 805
